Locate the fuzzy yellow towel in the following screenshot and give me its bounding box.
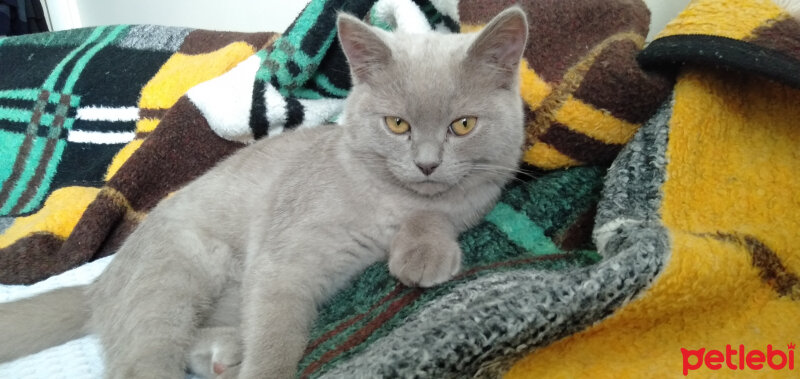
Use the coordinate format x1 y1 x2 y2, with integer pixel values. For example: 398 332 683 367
507 0 800 377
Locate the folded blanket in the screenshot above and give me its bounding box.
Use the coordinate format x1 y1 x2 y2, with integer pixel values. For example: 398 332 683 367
507 0 800 377
0 0 675 377
0 26 279 282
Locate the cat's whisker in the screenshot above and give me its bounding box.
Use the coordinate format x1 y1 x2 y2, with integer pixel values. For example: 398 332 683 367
467 164 538 181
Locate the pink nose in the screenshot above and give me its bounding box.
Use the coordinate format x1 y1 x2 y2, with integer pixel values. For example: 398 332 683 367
416 162 439 176
213 362 227 375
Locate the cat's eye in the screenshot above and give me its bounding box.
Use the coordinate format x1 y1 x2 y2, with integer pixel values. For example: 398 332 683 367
384 116 410 134
450 117 477 136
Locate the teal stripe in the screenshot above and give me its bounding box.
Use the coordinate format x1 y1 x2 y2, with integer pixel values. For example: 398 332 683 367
20 139 67 214
314 74 349 98
0 105 79 127
255 64 272 83
485 202 561 255
47 92 62 104
43 26 106 91
269 48 289 64
63 25 127 93
577 249 603 263
0 130 25 191
0 107 33 123
284 0 326 47
0 89 41 101
499 166 603 233
0 137 46 214
291 49 313 68
255 49 269 60
63 117 75 132
40 114 55 127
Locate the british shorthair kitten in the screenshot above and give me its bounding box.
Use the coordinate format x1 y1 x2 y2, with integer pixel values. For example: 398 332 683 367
0 7 528 378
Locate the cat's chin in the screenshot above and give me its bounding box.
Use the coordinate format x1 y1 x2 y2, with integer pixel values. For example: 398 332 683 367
404 181 453 196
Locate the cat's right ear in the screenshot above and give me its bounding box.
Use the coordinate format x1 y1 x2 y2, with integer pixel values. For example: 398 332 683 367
337 13 393 85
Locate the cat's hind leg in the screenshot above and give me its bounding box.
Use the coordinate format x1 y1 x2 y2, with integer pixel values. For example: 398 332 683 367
88 222 234 379
237 232 380 378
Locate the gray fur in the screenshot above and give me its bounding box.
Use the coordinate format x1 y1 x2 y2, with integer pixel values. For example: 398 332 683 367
0 286 89 362
0 8 529 379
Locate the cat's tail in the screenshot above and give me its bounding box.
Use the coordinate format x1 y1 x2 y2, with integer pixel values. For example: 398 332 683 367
0 285 90 362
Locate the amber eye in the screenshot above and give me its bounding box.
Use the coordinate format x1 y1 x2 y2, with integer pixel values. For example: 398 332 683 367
384 116 410 134
450 116 477 136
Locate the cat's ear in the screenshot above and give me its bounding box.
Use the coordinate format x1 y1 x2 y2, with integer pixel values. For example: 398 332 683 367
465 7 528 86
337 13 393 85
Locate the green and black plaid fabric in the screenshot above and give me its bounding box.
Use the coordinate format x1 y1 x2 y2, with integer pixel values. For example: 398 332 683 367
0 25 179 216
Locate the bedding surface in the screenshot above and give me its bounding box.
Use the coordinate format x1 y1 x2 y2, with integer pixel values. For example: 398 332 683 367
12 0 786 377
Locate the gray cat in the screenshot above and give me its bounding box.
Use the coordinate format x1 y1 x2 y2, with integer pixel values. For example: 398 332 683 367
0 7 528 378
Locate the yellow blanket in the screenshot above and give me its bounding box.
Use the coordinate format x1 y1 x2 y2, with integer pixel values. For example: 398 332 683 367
508 0 800 377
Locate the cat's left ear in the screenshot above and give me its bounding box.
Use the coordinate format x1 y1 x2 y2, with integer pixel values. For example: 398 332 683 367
465 7 528 86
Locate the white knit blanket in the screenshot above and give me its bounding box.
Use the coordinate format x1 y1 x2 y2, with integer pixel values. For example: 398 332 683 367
0 258 109 379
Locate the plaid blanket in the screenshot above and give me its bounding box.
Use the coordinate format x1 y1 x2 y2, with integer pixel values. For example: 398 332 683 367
0 0 675 377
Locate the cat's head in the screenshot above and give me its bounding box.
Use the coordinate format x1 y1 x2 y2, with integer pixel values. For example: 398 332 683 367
338 7 528 196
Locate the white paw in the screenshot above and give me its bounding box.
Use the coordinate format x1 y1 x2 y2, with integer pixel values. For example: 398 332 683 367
188 327 243 378
214 363 241 379
389 239 462 288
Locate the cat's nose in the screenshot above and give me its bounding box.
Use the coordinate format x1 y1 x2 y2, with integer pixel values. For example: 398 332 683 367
415 162 439 176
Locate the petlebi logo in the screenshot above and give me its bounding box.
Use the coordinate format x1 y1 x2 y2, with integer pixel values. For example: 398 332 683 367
682 343 796 376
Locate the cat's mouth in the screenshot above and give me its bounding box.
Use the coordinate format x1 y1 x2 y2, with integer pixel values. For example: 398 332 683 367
382 161 462 196
405 180 452 196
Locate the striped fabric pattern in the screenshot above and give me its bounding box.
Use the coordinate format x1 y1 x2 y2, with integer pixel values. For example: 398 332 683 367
0 26 126 216
0 26 278 282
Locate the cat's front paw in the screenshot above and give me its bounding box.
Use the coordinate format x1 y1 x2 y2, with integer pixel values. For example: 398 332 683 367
389 239 462 288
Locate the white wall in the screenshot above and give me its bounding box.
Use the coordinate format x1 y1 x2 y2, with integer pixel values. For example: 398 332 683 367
42 0 83 31
45 0 691 40
643 0 692 40
44 0 310 32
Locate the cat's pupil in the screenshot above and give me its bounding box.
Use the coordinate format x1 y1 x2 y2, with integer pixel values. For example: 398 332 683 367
460 119 467 127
